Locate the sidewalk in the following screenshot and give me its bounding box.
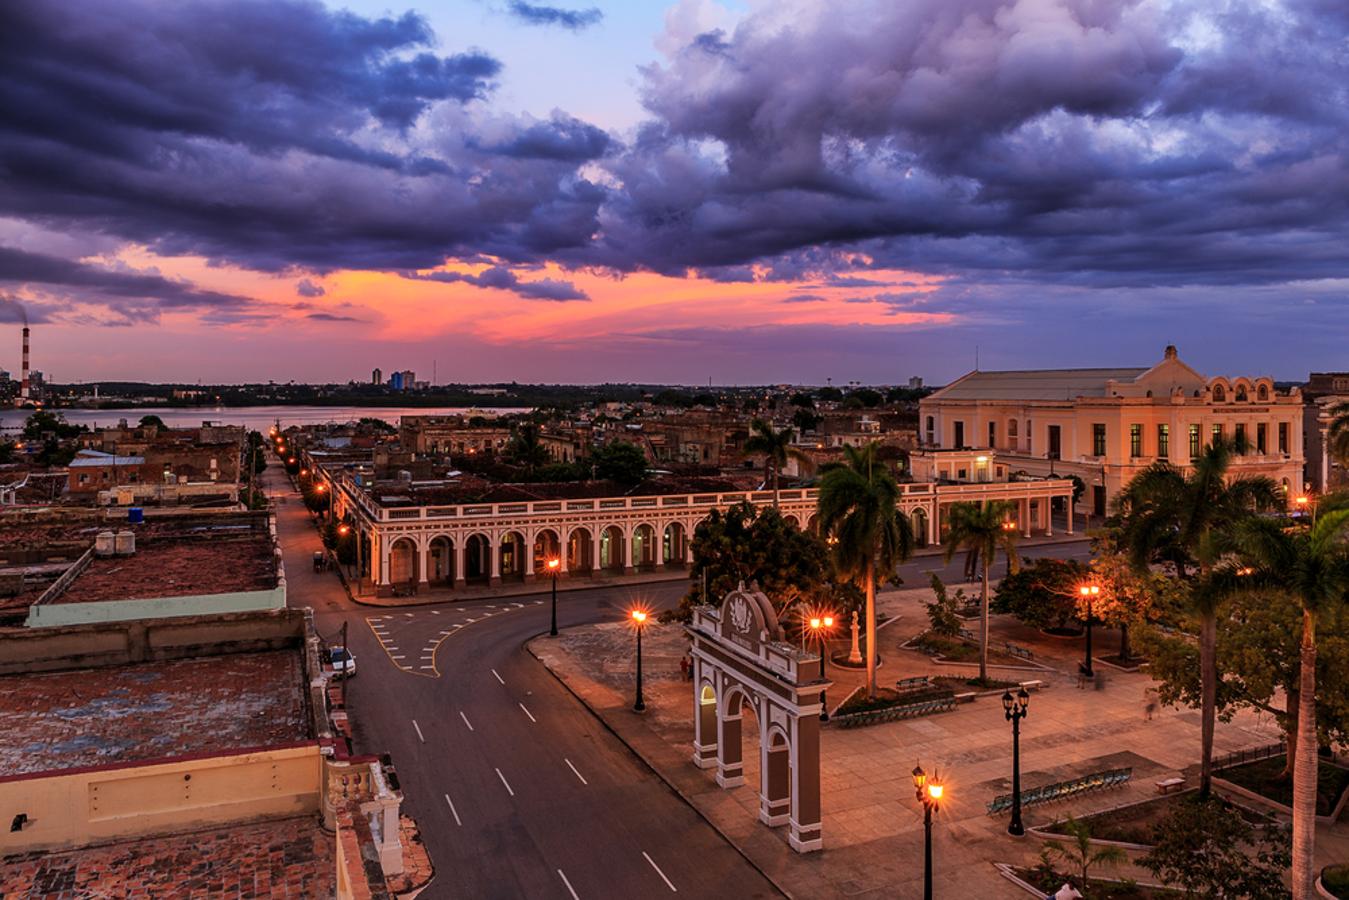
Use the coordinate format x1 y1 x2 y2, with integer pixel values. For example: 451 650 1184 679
528 588 1287 899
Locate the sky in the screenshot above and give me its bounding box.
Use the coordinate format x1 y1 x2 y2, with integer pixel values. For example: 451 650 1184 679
1 0 1348 386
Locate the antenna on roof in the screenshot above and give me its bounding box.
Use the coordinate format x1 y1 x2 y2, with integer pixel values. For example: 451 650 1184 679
975 345 980 372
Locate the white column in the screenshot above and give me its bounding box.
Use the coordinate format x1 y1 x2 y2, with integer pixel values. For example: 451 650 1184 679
454 540 466 587
490 535 501 584
591 530 602 574
1021 497 1032 538
1066 492 1074 535
417 540 429 584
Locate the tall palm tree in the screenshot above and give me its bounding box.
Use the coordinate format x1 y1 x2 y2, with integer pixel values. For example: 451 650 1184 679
509 423 549 475
744 418 813 506
1113 438 1283 797
817 442 916 698
942 500 1019 683
1227 510 1349 899
1329 402 1349 469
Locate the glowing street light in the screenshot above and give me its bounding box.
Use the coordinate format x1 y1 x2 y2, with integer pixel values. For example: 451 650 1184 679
547 557 561 637
807 612 836 722
630 609 650 711
1078 584 1101 678
912 763 946 900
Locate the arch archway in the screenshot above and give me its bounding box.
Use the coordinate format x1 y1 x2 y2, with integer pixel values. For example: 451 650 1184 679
499 531 526 582
911 508 929 548
600 525 625 573
632 523 658 570
428 535 454 584
533 528 562 575
567 527 593 575
464 533 491 583
782 514 800 528
388 537 417 588
663 522 687 567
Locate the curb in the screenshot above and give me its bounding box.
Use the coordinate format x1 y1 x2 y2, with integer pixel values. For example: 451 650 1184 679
346 571 690 609
524 639 794 900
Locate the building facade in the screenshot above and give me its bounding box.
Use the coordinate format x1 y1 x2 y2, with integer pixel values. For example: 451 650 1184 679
919 346 1304 515
1303 373 1349 493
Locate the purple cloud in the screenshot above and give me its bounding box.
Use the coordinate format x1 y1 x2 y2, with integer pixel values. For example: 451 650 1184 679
506 1 603 31
296 278 326 298
406 265 590 301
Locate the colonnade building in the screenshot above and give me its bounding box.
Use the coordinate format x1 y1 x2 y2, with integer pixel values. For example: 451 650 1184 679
309 453 1073 598
919 345 1305 516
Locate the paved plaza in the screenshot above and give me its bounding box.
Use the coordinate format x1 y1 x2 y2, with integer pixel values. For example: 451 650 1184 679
530 583 1309 898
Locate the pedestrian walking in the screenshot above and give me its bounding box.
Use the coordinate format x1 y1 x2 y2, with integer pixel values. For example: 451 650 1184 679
679 654 691 682
1143 689 1158 721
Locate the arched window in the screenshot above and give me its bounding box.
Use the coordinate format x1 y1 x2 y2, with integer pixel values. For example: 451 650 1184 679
1257 384 1269 401
1236 386 1248 402
1212 385 1226 402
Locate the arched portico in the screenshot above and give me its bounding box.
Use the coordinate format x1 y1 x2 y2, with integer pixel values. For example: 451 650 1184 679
499 531 526 584
631 523 658 570
688 585 826 853
663 522 687 567
464 533 491 584
567 527 593 575
533 528 562 577
428 535 454 585
388 537 417 590
600 525 626 574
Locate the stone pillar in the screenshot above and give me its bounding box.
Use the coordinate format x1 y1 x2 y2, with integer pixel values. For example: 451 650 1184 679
1043 494 1054 537
454 541 466 589
591 532 602 577
716 697 744 789
1066 491 1074 535
559 542 570 575
417 542 429 586
692 663 718 770
789 714 823 853
760 735 791 827
524 541 536 583
932 503 942 547
1022 497 1032 538
489 537 502 587
622 528 635 576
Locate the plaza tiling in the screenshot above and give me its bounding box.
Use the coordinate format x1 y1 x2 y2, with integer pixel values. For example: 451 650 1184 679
530 584 1300 898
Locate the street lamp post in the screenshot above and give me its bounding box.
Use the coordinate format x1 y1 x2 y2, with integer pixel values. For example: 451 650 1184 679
631 609 648 711
808 614 836 721
1002 686 1030 836
547 558 561 636
912 763 945 900
1078 584 1100 678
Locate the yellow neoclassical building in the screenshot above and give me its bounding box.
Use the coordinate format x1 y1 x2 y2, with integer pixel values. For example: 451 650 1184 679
919 345 1305 516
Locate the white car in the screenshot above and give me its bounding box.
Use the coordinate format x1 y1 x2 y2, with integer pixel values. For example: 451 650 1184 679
329 646 356 678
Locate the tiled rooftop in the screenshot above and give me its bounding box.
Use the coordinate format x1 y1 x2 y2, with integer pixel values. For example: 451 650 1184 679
53 534 277 604
0 651 310 777
0 815 333 898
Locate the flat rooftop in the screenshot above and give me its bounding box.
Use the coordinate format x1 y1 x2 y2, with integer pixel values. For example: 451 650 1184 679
361 473 763 507
51 532 276 604
0 650 310 777
0 815 333 897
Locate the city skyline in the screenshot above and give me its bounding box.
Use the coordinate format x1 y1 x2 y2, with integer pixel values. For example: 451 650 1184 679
2 0 1348 385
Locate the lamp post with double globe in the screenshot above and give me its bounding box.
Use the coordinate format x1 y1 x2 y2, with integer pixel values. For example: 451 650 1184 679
1002 686 1030 836
1078 584 1100 678
808 613 835 722
912 763 945 900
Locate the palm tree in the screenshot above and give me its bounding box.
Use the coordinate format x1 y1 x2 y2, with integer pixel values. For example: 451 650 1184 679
1113 437 1283 797
817 442 916 698
942 500 1019 683
744 418 813 506
1329 403 1349 469
1043 817 1128 896
1227 510 1349 899
509 423 549 475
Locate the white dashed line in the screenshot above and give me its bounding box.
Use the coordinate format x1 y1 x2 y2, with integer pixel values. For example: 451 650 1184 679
519 703 536 723
558 869 580 900
431 610 441 615
492 669 505 685
412 720 425 743
495 768 515 797
444 793 463 826
565 758 588 785
643 852 677 892
391 655 406 660
459 711 474 732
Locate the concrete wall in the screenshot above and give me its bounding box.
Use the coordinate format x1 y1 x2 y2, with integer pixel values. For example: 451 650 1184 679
0 608 308 675
0 744 321 855
26 583 286 628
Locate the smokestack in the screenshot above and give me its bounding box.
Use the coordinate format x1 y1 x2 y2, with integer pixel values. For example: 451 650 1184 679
21 326 29 400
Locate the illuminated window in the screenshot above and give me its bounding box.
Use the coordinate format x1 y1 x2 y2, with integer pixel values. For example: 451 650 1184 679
1129 424 1142 458
1189 424 1201 458
1157 424 1170 459
1092 424 1106 457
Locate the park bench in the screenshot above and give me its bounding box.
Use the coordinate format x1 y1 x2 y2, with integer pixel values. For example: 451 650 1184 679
986 767 1133 815
1155 776 1186 795
1003 642 1034 662
958 628 977 642
895 676 933 693
835 695 957 729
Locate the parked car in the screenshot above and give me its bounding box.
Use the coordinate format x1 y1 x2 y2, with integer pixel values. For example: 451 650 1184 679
329 646 356 678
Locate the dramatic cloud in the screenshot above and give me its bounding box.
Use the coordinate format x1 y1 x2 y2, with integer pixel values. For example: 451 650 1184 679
506 1 603 31
296 279 326 298
406 265 590 301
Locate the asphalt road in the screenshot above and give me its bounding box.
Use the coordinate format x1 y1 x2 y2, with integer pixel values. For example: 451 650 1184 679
273 460 1092 900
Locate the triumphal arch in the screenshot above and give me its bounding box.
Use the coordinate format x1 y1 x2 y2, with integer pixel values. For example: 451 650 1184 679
686 584 828 852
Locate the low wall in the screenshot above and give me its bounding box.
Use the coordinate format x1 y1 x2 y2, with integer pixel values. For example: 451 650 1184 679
26 583 286 628
0 743 322 855
0 608 308 675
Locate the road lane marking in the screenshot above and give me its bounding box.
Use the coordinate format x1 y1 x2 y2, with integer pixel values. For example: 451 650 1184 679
492 669 505 685
391 655 406 660
565 758 588 785
444 794 462 827
643 852 677 892
412 720 425 743
519 703 536 723
431 610 441 615
558 869 580 900
495 768 515 797
460 711 474 731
